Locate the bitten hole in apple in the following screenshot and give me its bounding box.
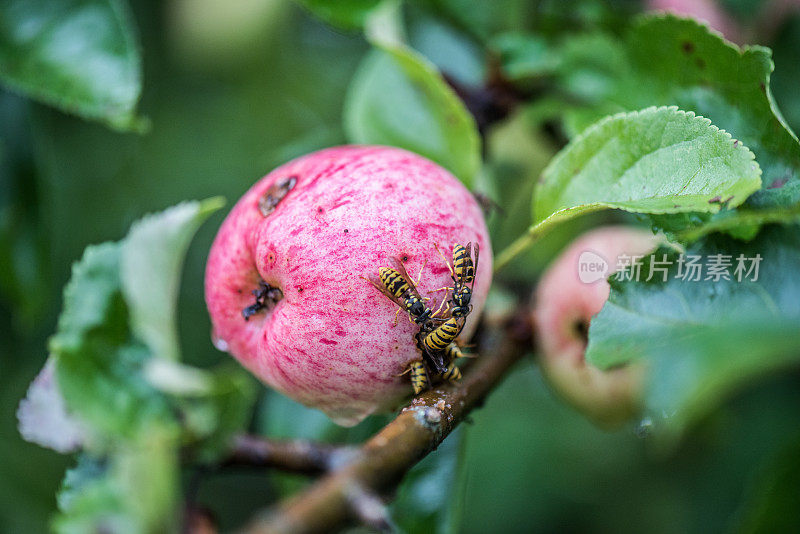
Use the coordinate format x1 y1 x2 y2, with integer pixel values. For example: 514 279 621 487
242 280 283 321
257 175 298 217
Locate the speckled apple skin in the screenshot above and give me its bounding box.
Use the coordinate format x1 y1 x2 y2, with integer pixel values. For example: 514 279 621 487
205 146 492 426
533 226 658 426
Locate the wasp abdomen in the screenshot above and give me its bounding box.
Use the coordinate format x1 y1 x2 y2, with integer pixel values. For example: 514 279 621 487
444 342 463 362
453 244 475 283
379 267 410 298
424 318 462 352
408 361 429 394
440 361 462 382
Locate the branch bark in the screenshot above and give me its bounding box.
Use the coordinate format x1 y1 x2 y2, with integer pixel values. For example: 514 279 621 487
224 435 356 476
241 316 530 534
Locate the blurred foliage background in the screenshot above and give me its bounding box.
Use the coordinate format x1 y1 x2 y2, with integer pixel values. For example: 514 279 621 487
2 0 800 532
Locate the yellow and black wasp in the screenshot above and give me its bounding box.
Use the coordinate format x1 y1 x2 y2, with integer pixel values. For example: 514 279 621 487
365 251 474 394
436 242 480 318
416 315 466 378
438 342 465 382
404 360 430 395
364 257 438 328
365 256 446 394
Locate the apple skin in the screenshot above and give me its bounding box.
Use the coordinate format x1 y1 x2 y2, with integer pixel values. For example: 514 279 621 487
205 146 492 426
648 0 741 42
533 226 659 426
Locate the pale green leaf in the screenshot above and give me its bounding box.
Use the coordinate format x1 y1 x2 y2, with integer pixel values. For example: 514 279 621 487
50 243 174 444
120 198 224 361
54 429 179 534
344 44 481 187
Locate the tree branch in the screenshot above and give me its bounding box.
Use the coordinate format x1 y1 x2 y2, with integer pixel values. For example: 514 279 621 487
223 435 356 476
241 313 530 534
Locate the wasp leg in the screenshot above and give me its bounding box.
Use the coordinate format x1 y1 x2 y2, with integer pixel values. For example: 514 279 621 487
431 297 450 318
413 258 428 287
431 285 455 294
434 242 455 279
408 361 429 395
392 308 402 327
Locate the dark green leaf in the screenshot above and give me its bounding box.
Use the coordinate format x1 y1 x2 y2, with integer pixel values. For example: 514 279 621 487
295 0 383 30
412 0 534 43
392 427 465 534
344 43 481 187
735 434 800 534
0 0 145 131
490 33 558 81
557 14 800 208
586 225 800 439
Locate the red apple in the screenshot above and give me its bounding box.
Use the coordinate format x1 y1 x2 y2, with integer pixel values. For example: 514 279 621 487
205 146 492 426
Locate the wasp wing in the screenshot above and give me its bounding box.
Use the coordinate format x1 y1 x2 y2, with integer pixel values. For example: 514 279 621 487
364 271 409 312
388 257 426 301
469 242 479 289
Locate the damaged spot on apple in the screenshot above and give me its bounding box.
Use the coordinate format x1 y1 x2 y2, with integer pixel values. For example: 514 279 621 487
258 176 298 217
242 281 283 320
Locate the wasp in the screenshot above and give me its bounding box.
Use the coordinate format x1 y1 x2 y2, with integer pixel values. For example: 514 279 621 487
438 343 463 382
365 253 473 394
436 242 480 318
364 257 441 328
405 360 430 395
417 316 466 375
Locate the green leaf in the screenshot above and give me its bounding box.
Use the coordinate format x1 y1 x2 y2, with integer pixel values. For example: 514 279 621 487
557 14 800 208
644 320 800 444
344 43 481 187
120 198 224 362
412 0 535 43
533 106 762 232
586 226 800 440
391 427 466 534
147 361 258 462
295 0 383 30
54 429 179 534
0 0 146 131
735 435 800 534
50 243 174 444
672 205 800 242
490 33 558 81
